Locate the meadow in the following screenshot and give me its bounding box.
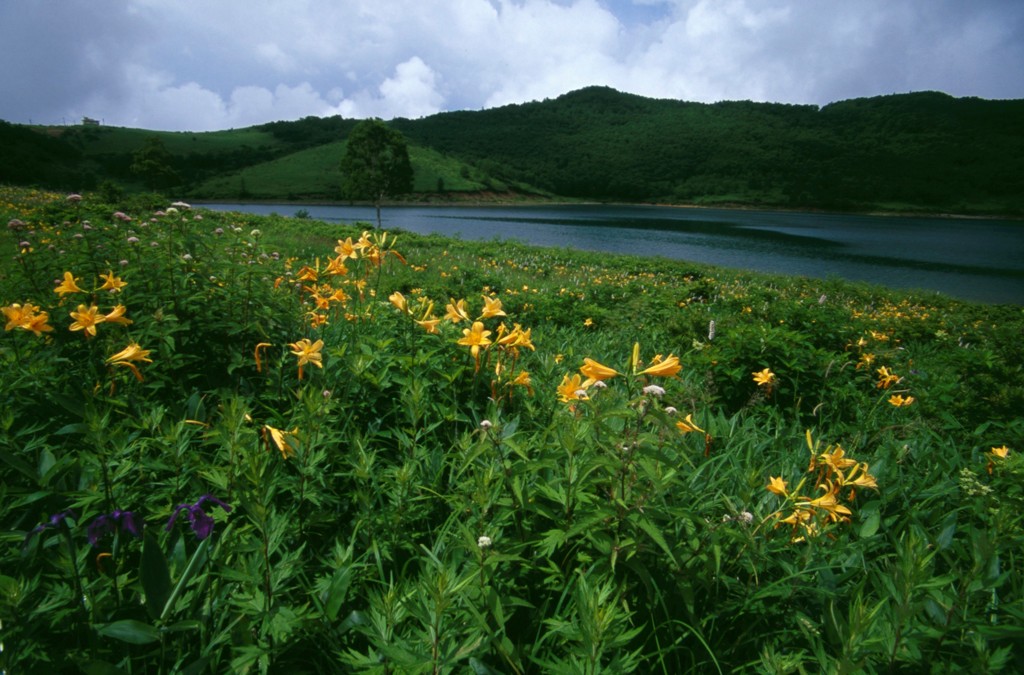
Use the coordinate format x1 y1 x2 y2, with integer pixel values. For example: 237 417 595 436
1 185 1022 673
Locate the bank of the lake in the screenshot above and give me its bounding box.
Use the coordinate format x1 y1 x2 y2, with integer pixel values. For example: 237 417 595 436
201 201 1024 305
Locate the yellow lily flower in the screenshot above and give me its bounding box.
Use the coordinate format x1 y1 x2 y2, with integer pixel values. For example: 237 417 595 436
676 414 705 434
103 305 133 325
557 373 589 403
478 295 506 319
22 310 54 336
325 255 349 276
69 304 104 337
888 394 914 407
579 357 618 386
389 291 409 314
54 271 85 296
334 237 358 260
97 271 127 293
991 445 1010 459
263 424 299 459
416 316 441 334
638 354 681 378
444 298 471 323
457 321 492 370
106 342 153 382
752 368 776 386
288 338 324 380
820 445 858 471
766 476 789 497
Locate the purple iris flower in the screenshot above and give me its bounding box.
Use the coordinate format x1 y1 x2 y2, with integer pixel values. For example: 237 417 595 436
24 509 77 544
87 509 142 547
166 494 231 540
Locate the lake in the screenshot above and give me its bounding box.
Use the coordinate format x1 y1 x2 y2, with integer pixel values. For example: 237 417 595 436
199 202 1024 305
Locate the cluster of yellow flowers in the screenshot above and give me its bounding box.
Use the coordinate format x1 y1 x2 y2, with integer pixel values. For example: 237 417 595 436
850 332 916 408
3 269 152 382
556 343 682 404
390 291 535 401
766 430 878 541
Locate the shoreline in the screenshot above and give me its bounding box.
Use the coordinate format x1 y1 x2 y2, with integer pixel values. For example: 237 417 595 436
192 194 1023 222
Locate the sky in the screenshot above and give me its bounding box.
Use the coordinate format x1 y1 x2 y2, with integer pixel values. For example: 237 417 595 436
2 0 1022 132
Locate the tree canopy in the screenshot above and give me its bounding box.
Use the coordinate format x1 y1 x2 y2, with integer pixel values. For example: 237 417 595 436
339 118 414 227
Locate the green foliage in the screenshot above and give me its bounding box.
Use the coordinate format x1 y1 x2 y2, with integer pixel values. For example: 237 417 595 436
1 186 1022 672
4 88 1023 214
130 136 182 191
340 119 414 226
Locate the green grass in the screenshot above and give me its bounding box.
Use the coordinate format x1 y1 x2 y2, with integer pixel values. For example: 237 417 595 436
1 185 1022 673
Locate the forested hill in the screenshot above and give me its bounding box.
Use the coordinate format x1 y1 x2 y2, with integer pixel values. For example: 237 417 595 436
3 86 1023 214
389 86 1024 213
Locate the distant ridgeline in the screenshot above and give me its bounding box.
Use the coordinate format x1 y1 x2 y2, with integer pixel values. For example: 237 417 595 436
3 86 1023 215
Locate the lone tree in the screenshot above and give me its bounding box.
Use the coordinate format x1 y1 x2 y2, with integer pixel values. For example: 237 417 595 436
339 118 414 228
130 136 180 191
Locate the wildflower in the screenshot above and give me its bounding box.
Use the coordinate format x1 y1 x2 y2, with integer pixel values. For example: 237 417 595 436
888 394 915 407
580 358 618 386
171 201 191 210
676 414 705 434
991 445 1010 459
296 265 318 282
88 510 142 547
69 304 104 337
97 271 127 293
103 305 132 325
126 236 140 244
263 424 300 459
664 406 678 415
106 342 153 382
708 320 716 341
3 302 45 333
876 366 900 389
738 511 754 525
25 509 76 544
444 298 471 323
416 315 441 334
113 211 132 222
820 445 858 472
766 476 789 497
752 368 775 387
803 483 853 523
638 354 681 378
288 338 324 379
557 373 590 402
511 370 533 394
325 256 349 276
477 535 493 549
458 321 492 370
389 291 410 314
166 495 231 540
841 463 878 490
480 420 493 430
642 384 666 397
67 193 82 203
334 237 358 260
478 295 506 319
54 271 85 296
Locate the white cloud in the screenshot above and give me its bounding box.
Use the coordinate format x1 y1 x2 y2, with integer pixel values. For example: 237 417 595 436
0 0 1021 130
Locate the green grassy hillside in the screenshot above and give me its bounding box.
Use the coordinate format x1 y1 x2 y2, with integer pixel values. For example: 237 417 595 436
3 88 1023 214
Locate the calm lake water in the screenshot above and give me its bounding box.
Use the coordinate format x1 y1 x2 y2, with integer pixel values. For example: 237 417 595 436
200 202 1024 305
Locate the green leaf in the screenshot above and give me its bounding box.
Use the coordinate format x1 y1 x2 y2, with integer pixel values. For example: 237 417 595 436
95 619 160 645
141 533 172 621
859 510 880 539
